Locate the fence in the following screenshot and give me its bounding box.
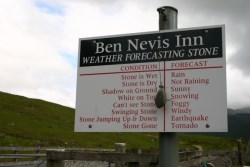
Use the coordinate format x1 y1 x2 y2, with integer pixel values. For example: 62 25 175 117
0 145 248 167
0 147 47 161
0 146 205 166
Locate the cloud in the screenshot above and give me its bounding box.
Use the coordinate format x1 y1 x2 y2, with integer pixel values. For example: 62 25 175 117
228 43 250 77
0 0 75 107
168 0 250 77
227 65 250 109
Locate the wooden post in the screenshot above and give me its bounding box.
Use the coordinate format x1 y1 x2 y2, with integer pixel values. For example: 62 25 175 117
115 143 126 153
35 147 40 161
128 149 140 167
14 148 18 162
237 139 244 165
46 149 65 167
115 143 126 167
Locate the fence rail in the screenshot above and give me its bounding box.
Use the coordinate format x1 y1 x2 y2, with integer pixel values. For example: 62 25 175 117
0 147 115 161
0 146 247 167
0 153 46 159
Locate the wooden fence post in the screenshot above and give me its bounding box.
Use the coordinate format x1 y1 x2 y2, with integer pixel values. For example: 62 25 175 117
115 143 126 167
237 139 244 165
128 149 140 167
35 147 40 161
46 149 65 167
115 143 126 153
14 147 18 162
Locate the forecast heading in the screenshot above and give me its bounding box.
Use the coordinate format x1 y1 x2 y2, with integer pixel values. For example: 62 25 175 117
79 26 224 67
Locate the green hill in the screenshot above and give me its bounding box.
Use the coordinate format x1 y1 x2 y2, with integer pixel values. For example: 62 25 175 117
0 91 236 150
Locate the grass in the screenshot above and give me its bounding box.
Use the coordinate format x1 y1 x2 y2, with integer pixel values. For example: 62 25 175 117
0 91 237 150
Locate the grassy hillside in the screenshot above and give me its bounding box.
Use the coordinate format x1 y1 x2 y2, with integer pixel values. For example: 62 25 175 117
0 91 236 150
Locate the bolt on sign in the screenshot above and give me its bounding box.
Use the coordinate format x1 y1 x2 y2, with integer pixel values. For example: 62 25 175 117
75 25 227 132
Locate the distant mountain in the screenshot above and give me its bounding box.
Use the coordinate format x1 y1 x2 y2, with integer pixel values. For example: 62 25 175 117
235 107 250 114
185 108 250 139
227 108 236 115
209 108 250 139
228 107 250 115
227 112 250 139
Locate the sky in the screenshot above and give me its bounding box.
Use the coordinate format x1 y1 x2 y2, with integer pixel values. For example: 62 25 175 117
0 0 249 109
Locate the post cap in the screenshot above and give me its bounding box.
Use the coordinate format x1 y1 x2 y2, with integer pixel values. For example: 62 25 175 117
157 6 178 13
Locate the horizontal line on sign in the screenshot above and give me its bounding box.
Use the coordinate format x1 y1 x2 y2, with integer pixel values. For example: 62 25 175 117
168 66 223 71
79 69 161 76
79 66 223 76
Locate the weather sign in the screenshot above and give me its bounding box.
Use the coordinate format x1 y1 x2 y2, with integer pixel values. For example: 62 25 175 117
75 25 227 132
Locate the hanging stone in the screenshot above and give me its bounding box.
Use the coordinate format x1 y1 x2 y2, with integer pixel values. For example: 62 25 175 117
154 84 167 108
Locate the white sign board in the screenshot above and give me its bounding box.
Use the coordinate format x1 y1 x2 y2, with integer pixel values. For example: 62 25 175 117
75 25 227 132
